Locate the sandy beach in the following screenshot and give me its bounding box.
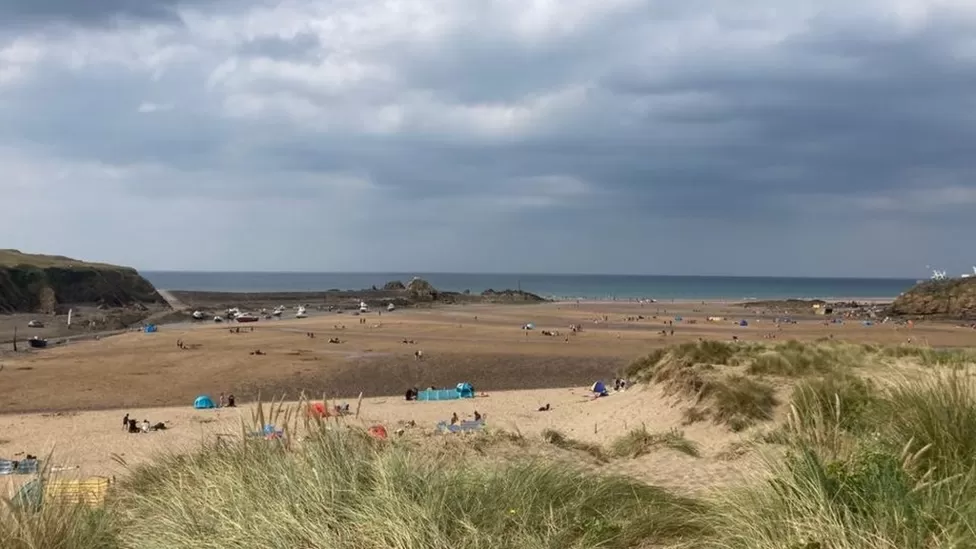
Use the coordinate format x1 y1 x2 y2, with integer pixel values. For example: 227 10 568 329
3 299 976 497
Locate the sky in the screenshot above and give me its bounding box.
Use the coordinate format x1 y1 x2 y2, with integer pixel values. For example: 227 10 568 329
1 0 974 277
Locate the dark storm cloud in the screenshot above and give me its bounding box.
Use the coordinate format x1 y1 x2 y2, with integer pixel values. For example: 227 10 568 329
2 0 976 274
0 0 198 27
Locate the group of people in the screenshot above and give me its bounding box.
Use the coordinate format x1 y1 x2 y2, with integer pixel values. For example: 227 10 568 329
218 393 236 407
123 413 166 434
448 410 482 425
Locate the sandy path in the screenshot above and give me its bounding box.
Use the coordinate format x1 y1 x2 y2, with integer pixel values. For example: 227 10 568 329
155 289 187 311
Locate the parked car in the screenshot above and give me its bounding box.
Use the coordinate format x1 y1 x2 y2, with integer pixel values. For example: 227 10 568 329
27 320 44 328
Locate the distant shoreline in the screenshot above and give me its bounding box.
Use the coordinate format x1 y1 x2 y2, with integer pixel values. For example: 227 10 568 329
144 271 913 302
560 297 895 305
159 289 896 306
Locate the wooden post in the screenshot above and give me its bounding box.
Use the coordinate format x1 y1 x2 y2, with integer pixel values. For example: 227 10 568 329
12 326 16 352
355 392 364 419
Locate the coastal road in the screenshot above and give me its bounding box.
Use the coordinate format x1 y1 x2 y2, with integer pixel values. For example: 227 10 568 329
156 289 187 311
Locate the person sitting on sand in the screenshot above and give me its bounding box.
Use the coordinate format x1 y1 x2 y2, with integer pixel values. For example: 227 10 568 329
141 419 151 433
152 422 167 431
450 412 459 425
473 410 482 421
128 419 139 433
537 403 551 412
227 394 236 407
219 393 226 408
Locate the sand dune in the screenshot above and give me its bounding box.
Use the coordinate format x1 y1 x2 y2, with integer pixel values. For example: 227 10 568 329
3 300 975 496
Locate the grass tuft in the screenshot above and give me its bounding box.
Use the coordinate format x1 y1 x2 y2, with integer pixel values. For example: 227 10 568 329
541 429 608 461
0 495 119 549
610 426 700 458
710 375 778 431
112 429 708 549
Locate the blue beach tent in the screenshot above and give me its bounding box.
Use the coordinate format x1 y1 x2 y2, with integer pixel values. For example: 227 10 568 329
457 382 474 398
591 381 608 396
144 324 158 333
193 395 216 409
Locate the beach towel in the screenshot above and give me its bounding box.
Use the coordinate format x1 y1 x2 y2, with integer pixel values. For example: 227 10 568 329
308 401 328 418
368 425 388 440
0 458 40 475
247 424 284 439
44 477 111 507
437 420 485 433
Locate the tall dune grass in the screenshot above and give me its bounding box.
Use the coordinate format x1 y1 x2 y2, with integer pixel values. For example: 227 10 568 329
626 340 976 383
708 371 976 549
114 429 708 549
609 426 700 458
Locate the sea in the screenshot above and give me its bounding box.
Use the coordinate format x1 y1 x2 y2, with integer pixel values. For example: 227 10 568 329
141 272 918 301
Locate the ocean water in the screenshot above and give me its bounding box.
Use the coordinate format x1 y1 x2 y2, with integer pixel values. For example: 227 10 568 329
142 272 918 301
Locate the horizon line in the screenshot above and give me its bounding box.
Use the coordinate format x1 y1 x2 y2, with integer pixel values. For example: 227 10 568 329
140 269 921 281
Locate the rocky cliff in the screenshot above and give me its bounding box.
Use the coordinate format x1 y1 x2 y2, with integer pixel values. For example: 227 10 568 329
888 278 976 319
0 249 165 313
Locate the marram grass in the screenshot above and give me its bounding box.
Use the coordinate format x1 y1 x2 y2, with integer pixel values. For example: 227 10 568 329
6 345 976 549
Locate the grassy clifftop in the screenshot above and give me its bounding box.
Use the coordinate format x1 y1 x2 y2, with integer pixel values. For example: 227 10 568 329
889 278 976 318
0 249 164 313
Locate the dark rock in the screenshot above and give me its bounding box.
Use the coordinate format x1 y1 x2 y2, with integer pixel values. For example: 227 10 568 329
383 280 406 291
407 278 437 300
481 288 546 303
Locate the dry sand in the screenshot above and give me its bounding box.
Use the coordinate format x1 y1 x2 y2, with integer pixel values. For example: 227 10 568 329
0 384 757 496
2 300 975 496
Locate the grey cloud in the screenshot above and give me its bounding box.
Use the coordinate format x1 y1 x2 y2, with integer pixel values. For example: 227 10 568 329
2 1 975 275
0 0 192 27
235 33 323 61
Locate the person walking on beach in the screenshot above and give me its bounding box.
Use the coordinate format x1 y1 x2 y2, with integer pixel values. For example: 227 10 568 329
219 393 226 408
123 413 129 431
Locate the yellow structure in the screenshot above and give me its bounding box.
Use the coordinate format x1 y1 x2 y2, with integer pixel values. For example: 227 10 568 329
43 477 112 507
